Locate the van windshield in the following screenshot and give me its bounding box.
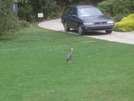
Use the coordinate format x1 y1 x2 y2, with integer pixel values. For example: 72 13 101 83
78 7 103 17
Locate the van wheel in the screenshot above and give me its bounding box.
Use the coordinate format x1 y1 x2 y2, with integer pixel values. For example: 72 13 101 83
78 25 84 35
64 22 70 31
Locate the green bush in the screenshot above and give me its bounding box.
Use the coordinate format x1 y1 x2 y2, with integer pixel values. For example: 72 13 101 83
98 0 113 15
114 14 134 32
18 1 33 21
18 0 58 21
19 20 30 28
0 0 20 36
98 0 134 17
113 13 129 22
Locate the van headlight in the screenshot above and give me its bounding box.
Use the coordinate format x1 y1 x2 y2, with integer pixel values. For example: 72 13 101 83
107 21 114 24
83 22 94 25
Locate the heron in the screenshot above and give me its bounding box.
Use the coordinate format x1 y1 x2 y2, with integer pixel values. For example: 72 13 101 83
66 48 73 63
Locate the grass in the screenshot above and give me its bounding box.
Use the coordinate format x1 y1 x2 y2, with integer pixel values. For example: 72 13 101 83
0 24 134 101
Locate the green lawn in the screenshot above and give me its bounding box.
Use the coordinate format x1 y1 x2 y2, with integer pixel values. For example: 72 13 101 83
0 24 134 101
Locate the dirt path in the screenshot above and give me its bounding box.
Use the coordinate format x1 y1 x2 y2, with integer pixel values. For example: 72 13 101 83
38 18 134 45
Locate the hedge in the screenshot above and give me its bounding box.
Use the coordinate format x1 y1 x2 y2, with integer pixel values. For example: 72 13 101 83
114 14 134 32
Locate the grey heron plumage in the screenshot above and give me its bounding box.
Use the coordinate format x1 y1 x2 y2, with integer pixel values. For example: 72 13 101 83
66 48 73 62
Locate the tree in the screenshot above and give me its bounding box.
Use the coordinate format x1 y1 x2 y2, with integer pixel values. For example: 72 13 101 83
18 0 33 21
17 0 105 21
37 0 58 19
0 0 20 36
18 0 58 21
86 0 104 5
19 0 28 3
98 0 134 16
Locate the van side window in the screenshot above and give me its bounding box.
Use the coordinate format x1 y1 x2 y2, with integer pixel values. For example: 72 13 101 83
63 7 71 14
68 8 77 15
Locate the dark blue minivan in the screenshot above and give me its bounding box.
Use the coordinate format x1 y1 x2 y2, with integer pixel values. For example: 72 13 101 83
61 5 114 35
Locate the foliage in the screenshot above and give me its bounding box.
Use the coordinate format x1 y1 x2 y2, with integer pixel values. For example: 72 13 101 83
114 14 134 32
98 0 113 15
18 0 28 3
86 0 104 5
56 0 104 6
18 0 58 21
98 0 134 17
38 0 58 19
0 0 20 35
112 13 129 22
56 0 80 5
19 20 30 28
18 0 133 22
0 25 134 101
18 0 105 21
18 1 33 21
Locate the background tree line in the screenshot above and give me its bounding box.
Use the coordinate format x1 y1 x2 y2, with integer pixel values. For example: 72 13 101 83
18 0 133 22
18 0 104 22
0 0 133 36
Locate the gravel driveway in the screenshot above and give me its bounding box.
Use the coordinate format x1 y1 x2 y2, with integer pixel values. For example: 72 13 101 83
38 18 134 45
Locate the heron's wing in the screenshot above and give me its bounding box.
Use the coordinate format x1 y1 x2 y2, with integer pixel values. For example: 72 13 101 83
66 53 72 62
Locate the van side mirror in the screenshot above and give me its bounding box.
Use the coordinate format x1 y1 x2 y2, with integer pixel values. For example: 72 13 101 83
72 14 77 17
103 12 106 15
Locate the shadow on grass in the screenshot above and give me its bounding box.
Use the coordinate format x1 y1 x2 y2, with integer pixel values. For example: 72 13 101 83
0 36 14 42
68 29 110 36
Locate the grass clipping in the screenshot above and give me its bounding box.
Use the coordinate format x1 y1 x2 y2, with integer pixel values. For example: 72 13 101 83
114 14 134 32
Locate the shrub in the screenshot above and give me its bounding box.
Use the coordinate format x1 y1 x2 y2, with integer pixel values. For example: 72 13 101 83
18 1 33 21
18 0 58 21
114 14 134 32
113 13 129 22
19 20 30 28
0 0 20 36
39 0 58 19
98 0 114 15
98 0 134 17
